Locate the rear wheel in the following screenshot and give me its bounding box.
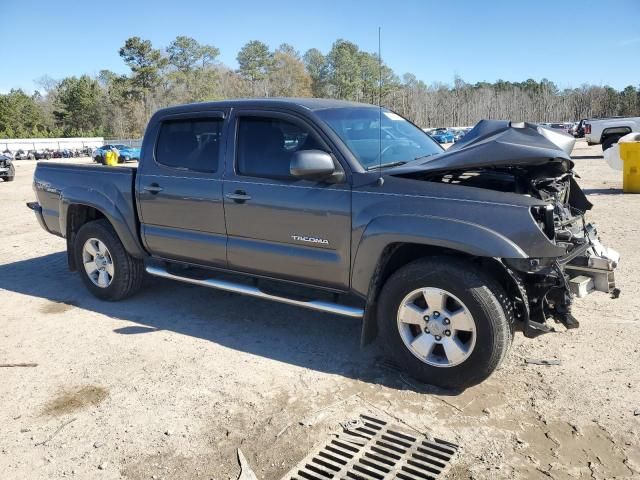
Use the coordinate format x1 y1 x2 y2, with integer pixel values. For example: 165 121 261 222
377 257 513 389
74 219 144 300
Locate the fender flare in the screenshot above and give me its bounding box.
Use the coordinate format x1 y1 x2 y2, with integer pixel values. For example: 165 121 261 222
59 186 145 259
353 215 527 346
351 214 527 298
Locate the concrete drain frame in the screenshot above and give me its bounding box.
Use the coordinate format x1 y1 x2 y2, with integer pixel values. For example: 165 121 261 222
283 414 460 480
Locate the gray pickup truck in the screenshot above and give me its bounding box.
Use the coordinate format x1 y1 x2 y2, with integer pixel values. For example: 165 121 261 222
28 98 619 388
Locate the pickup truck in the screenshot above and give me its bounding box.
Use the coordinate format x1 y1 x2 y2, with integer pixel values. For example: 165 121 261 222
28 99 619 389
584 116 640 150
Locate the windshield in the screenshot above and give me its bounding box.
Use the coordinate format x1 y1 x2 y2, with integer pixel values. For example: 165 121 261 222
315 107 442 170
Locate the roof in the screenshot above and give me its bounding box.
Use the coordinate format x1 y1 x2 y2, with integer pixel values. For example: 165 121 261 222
154 97 377 116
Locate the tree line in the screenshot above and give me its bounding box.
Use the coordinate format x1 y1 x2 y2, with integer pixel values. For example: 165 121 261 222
1 36 639 138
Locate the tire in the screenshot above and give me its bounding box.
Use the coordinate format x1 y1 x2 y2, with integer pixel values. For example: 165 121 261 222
4 176 14 182
602 135 622 151
377 257 513 389
73 219 144 301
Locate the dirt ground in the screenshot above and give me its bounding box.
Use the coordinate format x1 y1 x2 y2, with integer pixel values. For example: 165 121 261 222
1 140 639 480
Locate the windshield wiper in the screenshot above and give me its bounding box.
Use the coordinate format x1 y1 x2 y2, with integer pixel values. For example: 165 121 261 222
413 153 439 162
366 161 407 171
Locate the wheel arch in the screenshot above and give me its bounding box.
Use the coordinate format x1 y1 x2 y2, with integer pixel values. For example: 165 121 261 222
601 126 632 143
357 239 524 347
62 197 145 271
65 204 107 271
351 215 526 298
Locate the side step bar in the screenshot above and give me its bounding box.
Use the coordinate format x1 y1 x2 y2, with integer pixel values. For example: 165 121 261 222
145 265 364 319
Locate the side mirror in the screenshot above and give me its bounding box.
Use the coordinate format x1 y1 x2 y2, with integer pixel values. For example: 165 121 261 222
290 149 336 179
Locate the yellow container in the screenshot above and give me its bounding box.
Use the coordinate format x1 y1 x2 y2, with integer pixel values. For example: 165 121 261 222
104 150 118 166
620 142 640 193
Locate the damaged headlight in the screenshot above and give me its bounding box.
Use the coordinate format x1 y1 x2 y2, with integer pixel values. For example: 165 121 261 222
531 204 555 240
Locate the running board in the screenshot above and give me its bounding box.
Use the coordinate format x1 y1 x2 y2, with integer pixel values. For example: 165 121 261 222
145 265 364 319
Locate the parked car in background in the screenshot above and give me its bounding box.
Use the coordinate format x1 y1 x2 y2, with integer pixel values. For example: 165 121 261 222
34 150 52 160
584 117 640 150
452 129 466 142
2 149 14 160
92 146 112 164
0 154 15 182
93 144 141 164
569 119 589 138
118 145 141 162
548 123 569 133
14 149 33 160
429 128 455 143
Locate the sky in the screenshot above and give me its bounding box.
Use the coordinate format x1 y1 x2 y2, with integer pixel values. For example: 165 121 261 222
1 0 639 94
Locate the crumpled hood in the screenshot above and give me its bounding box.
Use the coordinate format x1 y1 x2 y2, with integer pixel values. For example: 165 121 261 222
389 120 576 175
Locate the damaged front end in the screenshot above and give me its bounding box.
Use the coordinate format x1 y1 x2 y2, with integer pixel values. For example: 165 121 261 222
421 162 620 336
389 120 620 337
504 170 620 337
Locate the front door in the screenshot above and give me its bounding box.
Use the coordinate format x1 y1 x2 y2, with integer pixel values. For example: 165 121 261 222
137 112 228 267
223 110 352 290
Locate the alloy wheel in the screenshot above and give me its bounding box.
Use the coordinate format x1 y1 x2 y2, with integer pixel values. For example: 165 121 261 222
82 238 114 288
397 287 476 367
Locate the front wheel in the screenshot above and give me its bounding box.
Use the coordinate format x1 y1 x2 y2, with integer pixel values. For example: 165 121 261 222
73 219 144 301
377 257 513 389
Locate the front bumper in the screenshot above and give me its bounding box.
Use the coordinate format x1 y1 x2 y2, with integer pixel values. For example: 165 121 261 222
562 228 619 298
507 223 619 337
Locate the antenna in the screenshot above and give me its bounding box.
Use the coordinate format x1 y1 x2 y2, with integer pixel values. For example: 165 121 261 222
377 26 384 185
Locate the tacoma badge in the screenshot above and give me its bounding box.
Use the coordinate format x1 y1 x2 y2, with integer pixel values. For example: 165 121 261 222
291 235 329 245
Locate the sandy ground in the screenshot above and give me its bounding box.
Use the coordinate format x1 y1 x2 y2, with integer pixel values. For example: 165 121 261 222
1 141 639 480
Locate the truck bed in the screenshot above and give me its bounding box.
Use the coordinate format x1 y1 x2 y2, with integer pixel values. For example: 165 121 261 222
32 162 138 239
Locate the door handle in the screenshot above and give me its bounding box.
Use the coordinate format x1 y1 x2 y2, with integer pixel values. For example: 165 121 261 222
225 190 252 203
143 183 163 194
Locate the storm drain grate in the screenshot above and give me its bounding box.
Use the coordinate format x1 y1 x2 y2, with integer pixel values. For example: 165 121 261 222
283 414 459 480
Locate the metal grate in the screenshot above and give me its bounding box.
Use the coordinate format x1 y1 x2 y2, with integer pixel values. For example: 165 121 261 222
283 414 459 480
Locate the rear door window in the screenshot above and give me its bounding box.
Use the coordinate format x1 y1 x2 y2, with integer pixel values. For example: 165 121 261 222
156 118 223 173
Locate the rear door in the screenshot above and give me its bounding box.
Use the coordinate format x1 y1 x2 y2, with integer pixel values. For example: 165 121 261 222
223 109 352 290
136 111 228 267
